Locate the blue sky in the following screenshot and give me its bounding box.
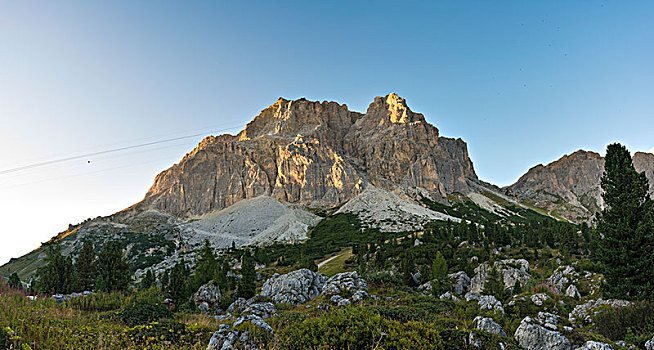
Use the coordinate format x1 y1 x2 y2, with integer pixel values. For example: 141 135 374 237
1 1 653 264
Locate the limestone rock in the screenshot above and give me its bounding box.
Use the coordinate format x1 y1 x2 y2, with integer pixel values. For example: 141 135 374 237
574 341 614 350
233 314 274 333
473 316 507 337
513 316 572 350
142 93 478 220
242 302 277 319
569 299 633 324
478 295 504 313
193 280 222 314
470 259 531 293
531 293 551 306
321 271 368 296
565 285 581 299
645 335 654 350
547 266 579 295
260 269 327 305
449 271 471 295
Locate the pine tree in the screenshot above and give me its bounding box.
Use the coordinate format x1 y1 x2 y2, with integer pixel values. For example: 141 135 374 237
431 251 448 296
193 239 218 289
483 266 505 301
237 251 257 299
159 270 169 290
75 241 97 291
140 270 156 289
215 260 229 291
96 241 130 292
598 143 654 299
168 261 190 308
401 251 415 286
36 244 74 294
8 273 21 290
299 256 318 272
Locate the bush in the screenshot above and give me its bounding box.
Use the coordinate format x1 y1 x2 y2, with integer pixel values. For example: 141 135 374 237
594 302 654 340
117 302 173 326
123 319 187 344
115 287 173 326
277 306 444 349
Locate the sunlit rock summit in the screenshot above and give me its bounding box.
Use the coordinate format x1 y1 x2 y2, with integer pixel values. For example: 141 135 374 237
141 93 477 216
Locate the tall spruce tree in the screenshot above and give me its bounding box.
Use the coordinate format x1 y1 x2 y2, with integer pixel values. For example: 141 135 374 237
598 143 654 299
483 266 506 301
237 251 257 299
36 244 74 294
75 241 97 291
96 241 130 292
431 251 449 296
193 239 218 290
168 261 190 307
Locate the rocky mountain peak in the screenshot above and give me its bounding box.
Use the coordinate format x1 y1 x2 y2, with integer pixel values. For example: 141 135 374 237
365 93 428 126
139 94 478 216
237 97 359 141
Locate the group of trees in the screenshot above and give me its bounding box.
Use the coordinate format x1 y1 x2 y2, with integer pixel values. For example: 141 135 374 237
35 240 130 294
154 240 257 309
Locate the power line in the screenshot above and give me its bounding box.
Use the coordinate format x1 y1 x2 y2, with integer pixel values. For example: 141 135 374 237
0 126 243 176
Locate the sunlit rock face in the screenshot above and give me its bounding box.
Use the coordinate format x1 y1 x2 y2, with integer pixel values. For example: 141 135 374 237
505 150 654 223
140 93 478 216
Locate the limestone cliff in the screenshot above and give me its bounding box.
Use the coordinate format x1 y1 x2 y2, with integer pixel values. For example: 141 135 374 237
506 150 654 222
140 93 478 216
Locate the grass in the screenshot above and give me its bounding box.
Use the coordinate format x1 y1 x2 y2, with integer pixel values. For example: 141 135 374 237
0 285 215 350
317 248 354 276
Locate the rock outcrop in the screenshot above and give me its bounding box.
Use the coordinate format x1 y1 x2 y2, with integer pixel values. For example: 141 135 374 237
321 271 368 296
448 271 471 295
472 316 506 337
259 269 328 305
574 341 614 350
514 316 571 350
569 299 632 324
470 259 531 293
193 280 222 314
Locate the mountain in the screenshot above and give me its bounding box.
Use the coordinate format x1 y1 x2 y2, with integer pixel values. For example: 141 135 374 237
139 93 477 215
7 93 530 281
505 150 654 223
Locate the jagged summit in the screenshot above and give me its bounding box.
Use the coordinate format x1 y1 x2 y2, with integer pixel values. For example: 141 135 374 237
365 93 427 126
140 93 477 217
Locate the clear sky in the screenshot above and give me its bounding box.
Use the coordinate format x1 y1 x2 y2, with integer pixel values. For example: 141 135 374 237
1 1 653 265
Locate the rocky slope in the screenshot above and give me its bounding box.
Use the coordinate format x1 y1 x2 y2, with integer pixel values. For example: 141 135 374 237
506 150 654 223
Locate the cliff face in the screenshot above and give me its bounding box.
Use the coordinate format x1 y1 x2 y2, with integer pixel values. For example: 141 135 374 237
506 150 654 222
141 93 478 216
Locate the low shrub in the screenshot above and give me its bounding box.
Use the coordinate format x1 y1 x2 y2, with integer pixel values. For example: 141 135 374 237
594 302 654 340
277 306 444 350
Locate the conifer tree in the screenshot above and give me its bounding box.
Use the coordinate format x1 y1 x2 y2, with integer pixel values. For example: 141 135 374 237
483 266 505 301
168 261 190 307
96 241 130 292
8 273 21 290
140 270 156 289
431 251 448 296
237 251 257 299
75 241 97 291
193 240 218 289
598 143 654 299
36 244 74 294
